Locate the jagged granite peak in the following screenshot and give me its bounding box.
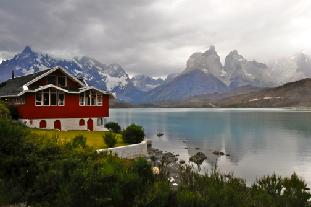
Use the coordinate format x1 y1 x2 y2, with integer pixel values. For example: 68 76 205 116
185 45 226 79
131 74 164 92
224 50 272 88
204 45 217 55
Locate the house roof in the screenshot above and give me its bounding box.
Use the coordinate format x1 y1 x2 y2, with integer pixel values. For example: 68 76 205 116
0 69 49 97
0 67 113 98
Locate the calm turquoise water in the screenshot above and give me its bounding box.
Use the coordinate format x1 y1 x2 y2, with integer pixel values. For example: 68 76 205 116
108 108 311 186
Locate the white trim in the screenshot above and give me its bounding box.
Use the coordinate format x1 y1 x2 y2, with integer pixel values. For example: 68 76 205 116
24 66 85 88
79 90 104 106
35 88 66 106
0 67 113 98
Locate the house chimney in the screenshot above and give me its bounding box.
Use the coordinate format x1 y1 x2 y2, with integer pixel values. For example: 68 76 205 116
12 70 15 79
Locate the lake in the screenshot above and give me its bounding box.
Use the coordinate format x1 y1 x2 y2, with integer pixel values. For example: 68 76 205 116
108 108 311 186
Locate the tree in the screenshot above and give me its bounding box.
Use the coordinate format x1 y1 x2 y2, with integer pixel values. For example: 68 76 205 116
123 124 145 144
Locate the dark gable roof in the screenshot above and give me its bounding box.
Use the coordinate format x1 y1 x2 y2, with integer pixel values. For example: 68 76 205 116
0 69 49 97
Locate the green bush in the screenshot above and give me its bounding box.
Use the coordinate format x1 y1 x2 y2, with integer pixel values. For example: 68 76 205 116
70 135 87 148
103 132 117 148
1 118 311 207
7 105 19 120
122 124 145 144
105 122 121 133
0 102 10 119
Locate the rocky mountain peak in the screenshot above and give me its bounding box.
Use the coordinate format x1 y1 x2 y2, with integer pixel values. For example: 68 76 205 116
21 46 34 54
225 50 244 62
185 45 224 78
204 45 217 55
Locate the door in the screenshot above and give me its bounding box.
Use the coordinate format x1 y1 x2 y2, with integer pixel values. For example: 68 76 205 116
87 118 93 131
54 120 61 131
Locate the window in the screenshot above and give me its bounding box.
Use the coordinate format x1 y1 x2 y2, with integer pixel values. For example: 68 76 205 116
58 76 67 87
50 90 57 106
79 119 85 126
39 120 46 128
47 76 56 85
85 91 90 105
97 94 102 106
97 117 104 126
43 90 50 105
36 92 42 105
79 91 104 106
91 93 96 106
80 93 85 105
58 93 65 106
35 89 65 106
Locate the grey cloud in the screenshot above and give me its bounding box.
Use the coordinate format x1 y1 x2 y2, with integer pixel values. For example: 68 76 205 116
0 0 311 76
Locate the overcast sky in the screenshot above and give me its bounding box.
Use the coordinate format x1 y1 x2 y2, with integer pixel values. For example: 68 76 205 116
1 0 311 76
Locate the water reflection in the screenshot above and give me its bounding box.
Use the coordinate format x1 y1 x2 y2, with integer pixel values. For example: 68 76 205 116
108 108 311 186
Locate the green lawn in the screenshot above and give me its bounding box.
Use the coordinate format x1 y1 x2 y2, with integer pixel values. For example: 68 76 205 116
30 128 125 149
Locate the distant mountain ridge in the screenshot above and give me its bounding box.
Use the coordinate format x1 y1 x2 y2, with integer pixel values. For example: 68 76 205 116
1 46 311 104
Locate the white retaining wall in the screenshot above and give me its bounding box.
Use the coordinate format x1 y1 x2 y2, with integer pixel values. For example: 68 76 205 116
97 140 148 159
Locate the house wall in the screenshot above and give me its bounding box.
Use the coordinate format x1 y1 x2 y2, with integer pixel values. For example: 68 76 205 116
16 93 109 119
20 117 108 131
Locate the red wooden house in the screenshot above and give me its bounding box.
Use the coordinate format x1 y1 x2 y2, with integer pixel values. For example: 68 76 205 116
0 67 111 131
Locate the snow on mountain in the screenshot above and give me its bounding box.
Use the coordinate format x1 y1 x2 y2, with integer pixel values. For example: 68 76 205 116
131 74 164 92
0 46 144 102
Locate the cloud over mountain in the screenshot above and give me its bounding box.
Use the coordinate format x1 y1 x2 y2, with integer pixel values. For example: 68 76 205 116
1 0 311 77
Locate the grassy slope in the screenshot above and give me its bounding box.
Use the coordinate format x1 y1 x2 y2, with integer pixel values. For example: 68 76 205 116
30 128 125 149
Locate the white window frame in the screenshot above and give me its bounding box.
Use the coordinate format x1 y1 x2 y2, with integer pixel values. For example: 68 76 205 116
58 92 65 106
79 90 103 106
35 89 66 106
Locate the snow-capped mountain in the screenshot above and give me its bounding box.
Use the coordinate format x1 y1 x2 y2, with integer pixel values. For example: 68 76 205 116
131 75 164 92
0 46 143 102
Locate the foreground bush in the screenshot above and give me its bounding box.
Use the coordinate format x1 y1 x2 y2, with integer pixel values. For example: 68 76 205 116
103 131 117 148
123 123 145 144
0 102 10 119
0 118 310 207
105 122 121 133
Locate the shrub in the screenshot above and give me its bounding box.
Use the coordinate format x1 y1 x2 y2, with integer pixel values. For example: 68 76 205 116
104 132 117 148
70 135 86 148
122 124 144 144
7 105 19 120
105 122 121 133
0 102 10 119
